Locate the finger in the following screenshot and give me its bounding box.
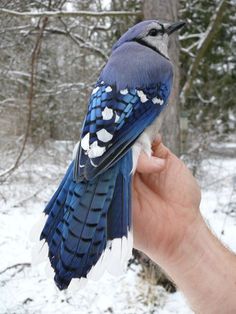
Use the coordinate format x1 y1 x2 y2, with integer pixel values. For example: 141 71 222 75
152 134 162 146
136 151 166 174
152 140 170 159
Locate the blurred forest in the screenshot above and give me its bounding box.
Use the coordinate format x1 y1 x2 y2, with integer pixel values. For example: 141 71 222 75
0 0 235 313
0 0 235 173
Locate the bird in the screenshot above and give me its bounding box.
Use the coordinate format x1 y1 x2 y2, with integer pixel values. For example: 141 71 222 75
40 19 185 290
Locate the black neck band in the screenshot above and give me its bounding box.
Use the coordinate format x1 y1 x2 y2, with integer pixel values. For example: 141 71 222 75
133 38 169 60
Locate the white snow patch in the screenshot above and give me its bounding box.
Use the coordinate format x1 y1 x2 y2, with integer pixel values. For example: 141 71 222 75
0 140 235 314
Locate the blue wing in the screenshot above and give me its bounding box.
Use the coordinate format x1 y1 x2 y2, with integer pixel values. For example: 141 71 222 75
74 80 172 181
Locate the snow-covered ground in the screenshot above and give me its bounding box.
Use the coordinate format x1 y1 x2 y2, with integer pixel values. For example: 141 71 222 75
0 140 235 314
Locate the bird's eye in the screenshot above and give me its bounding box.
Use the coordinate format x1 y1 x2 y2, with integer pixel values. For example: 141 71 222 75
148 28 159 36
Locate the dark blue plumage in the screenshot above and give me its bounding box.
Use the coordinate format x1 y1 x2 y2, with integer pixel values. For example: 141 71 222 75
40 19 185 290
74 80 171 181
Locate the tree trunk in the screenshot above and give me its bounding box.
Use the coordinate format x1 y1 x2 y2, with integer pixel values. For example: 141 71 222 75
133 0 181 292
143 0 181 155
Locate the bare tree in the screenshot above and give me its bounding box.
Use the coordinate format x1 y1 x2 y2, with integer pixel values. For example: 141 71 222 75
0 0 141 177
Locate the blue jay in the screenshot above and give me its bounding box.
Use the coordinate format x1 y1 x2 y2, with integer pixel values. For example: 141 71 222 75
40 20 185 290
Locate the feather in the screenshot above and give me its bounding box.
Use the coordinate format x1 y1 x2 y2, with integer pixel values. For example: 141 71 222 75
39 19 175 290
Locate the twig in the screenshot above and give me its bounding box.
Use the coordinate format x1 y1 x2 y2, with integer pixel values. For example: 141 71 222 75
44 25 108 60
0 263 31 276
195 88 215 104
180 47 196 58
179 33 202 41
0 8 142 18
0 17 48 180
180 0 227 104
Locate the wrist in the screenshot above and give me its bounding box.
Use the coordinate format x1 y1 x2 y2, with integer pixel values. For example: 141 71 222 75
149 212 236 313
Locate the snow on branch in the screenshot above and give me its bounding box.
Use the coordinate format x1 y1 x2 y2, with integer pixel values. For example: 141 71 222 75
0 17 48 180
44 25 108 60
0 263 31 276
179 33 203 41
0 8 142 18
180 0 227 104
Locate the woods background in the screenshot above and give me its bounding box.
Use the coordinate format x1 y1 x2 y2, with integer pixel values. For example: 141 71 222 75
0 0 235 163
0 1 235 313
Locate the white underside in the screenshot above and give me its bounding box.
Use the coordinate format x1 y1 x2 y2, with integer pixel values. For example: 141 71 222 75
131 113 164 173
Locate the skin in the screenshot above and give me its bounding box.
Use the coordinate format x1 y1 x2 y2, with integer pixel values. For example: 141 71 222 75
132 137 236 314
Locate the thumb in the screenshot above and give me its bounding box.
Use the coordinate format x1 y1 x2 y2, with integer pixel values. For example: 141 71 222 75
136 151 166 174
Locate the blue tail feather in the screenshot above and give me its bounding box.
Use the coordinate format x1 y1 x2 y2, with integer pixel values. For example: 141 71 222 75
44 162 74 215
41 150 132 290
40 162 74 244
107 152 132 240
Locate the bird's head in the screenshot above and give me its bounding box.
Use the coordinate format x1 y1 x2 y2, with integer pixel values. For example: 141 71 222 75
112 20 186 59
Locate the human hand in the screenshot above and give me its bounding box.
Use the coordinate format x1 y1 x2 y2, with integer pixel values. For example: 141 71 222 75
132 138 201 265
133 138 236 313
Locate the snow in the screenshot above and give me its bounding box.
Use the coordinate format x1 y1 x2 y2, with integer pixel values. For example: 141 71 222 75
0 140 235 314
199 157 236 252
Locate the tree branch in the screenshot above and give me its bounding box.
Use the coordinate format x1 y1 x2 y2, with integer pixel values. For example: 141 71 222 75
0 17 48 180
44 25 108 60
0 8 142 18
0 263 31 276
180 0 227 104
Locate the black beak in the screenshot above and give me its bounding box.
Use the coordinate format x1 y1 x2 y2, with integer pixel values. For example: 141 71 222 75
166 21 186 35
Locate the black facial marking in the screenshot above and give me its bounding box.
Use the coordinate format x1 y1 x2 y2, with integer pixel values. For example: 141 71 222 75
148 28 159 36
148 24 165 37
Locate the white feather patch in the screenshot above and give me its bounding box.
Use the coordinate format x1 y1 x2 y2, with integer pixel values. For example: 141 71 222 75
131 143 142 174
92 86 99 95
96 129 113 143
87 244 111 280
81 133 90 151
132 115 164 174
68 277 88 292
29 213 47 243
30 213 48 266
31 241 48 266
137 90 148 103
115 113 120 123
102 107 113 120
44 261 55 277
87 230 133 280
88 141 106 158
105 86 112 92
90 159 98 167
107 231 133 276
152 97 164 105
120 89 128 95
30 215 132 287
